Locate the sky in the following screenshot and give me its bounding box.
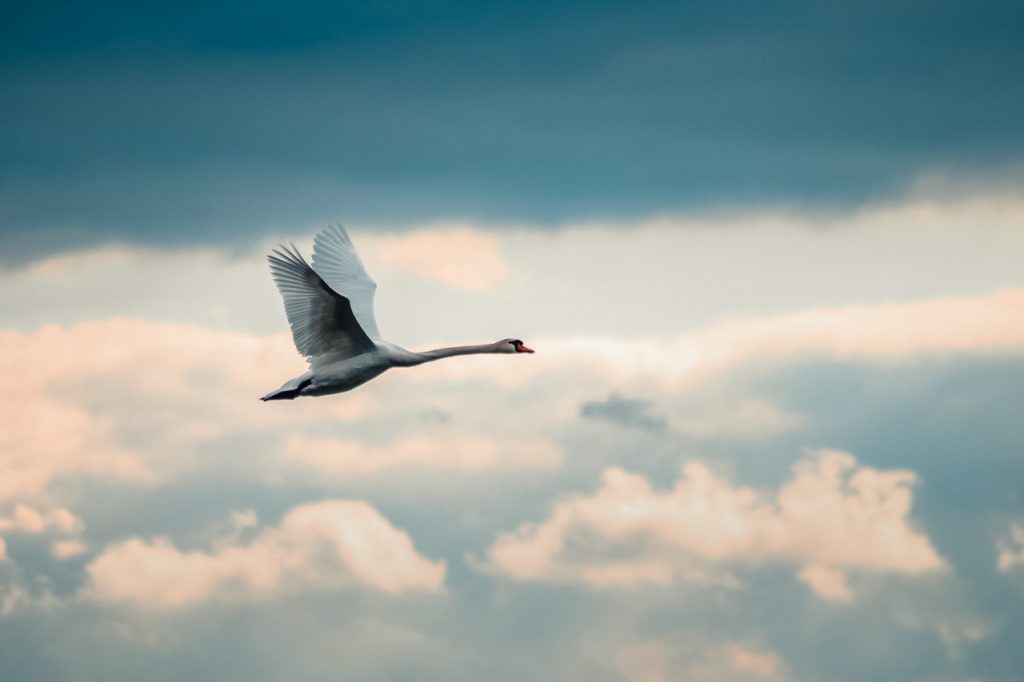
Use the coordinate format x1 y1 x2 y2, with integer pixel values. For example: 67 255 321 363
2 2 1024 681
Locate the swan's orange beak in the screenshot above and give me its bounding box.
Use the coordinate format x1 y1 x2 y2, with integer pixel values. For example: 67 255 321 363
516 343 534 353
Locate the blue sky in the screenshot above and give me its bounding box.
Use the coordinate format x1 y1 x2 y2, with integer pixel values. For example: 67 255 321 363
3 3 1024 681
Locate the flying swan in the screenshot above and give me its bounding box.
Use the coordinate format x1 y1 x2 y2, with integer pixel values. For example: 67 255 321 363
261 225 534 401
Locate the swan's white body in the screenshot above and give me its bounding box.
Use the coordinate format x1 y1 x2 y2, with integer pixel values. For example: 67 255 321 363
261 225 532 401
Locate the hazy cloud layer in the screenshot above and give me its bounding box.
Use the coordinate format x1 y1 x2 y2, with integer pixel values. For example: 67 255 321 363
6 195 1024 340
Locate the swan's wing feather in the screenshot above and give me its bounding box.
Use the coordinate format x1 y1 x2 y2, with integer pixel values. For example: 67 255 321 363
268 243 376 362
311 225 381 340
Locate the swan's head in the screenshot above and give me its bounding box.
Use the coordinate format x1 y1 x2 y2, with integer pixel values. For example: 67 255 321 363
498 338 534 354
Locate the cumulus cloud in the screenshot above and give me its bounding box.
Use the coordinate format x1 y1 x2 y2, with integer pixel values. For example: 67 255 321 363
0 504 86 563
997 521 1024 572
0 504 82 535
84 499 445 609
478 449 943 596
798 564 852 602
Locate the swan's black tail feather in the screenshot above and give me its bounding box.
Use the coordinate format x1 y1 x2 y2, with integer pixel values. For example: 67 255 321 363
260 388 300 401
260 378 311 402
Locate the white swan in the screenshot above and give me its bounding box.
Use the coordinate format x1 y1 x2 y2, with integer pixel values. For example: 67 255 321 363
261 225 534 401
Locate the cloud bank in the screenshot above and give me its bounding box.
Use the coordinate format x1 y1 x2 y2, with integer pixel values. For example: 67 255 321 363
480 449 943 598
85 500 445 609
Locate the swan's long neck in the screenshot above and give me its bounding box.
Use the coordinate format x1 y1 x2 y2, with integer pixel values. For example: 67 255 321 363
400 343 499 367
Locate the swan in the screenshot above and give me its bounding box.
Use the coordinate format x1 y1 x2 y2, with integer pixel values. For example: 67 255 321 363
261 225 534 401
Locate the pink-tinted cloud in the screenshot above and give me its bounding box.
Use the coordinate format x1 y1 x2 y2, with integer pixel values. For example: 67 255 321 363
84 499 445 609
726 643 783 679
0 504 86 564
616 639 787 682
0 319 375 501
51 539 86 560
4 288 1022 512
479 450 943 597
366 226 507 291
0 504 81 535
411 289 1024 390
798 564 852 602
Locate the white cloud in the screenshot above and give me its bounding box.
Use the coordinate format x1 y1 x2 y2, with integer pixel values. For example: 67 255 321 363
84 499 445 609
997 521 1024 572
478 449 943 596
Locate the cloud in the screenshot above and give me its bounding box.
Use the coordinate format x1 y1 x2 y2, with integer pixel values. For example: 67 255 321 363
726 644 783 679
51 540 86 560
415 288 1024 391
286 434 560 476
0 504 82 535
798 564 852 603
5 283 1021 507
0 504 87 564
580 393 666 432
478 449 943 596
365 226 507 291
84 499 445 609
0 319 377 502
6 196 1024 346
616 640 787 682
0 274 1018 503
670 398 804 440
997 521 1024 572
580 393 802 439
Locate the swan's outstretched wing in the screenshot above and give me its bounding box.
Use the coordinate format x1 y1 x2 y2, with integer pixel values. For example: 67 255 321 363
311 225 381 340
268 243 376 363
